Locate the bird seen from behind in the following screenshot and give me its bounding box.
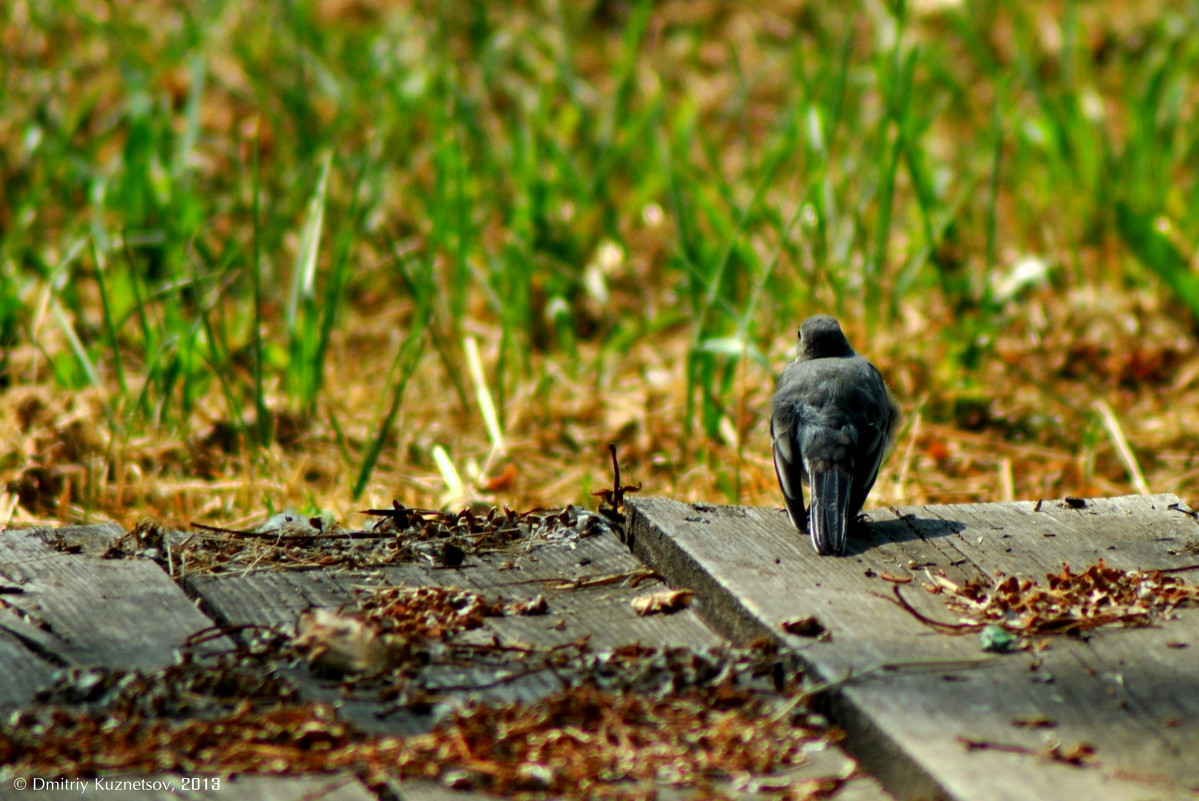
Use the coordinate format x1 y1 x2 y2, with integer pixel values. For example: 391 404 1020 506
770 315 899 555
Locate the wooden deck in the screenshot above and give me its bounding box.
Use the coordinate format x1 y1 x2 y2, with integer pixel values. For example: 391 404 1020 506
627 493 1199 801
0 510 889 801
3 493 1196 800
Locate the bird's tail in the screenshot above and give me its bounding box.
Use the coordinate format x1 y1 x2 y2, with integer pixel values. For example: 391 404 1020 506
809 466 852 555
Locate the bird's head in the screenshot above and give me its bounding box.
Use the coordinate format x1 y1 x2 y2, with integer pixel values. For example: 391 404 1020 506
797 315 855 360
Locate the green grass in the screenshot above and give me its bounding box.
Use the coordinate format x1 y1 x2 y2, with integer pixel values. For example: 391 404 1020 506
2 0 1198 519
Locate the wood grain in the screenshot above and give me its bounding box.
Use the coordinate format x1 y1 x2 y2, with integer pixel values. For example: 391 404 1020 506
0 527 226 710
627 494 1199 801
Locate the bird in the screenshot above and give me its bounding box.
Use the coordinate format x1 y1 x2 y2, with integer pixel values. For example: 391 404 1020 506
771 315 899 555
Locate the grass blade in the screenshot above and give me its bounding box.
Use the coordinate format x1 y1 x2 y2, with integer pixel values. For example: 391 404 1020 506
1115 203 1199 325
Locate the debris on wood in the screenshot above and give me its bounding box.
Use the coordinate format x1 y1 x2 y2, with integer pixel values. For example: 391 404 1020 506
957 736 1097 767
285 583 557 685
590 443 642 524
172 502 615 575
293 608 400 676
509 594 548 616
979 624 1018 653
532 566 658 590
1011 714 1056 729
886 559 1199 647
781 616 828 639
0 635 845 799
631 589 694 616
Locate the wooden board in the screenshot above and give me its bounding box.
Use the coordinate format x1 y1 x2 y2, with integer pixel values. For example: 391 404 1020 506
0 626 53 709
0 773 375 801
183 529 728 733
0 528 227 709
0 522 893 801
627 494 1199 801
2 523 128 557
183 521 726 651
387 781 506 801
187 527 893 800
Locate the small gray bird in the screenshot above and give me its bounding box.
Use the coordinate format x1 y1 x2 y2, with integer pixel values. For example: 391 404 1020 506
771 315 899 555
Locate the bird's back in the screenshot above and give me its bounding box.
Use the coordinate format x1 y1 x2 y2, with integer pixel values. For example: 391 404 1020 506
773 355 891 433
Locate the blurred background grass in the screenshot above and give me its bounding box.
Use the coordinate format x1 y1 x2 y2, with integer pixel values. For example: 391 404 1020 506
1 0 1197 527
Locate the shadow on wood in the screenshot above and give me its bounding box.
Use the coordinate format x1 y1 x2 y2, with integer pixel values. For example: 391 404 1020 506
847 513 967 555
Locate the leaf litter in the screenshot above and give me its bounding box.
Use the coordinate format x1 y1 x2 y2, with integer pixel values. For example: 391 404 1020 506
884 559 1199 646
1 619 849 799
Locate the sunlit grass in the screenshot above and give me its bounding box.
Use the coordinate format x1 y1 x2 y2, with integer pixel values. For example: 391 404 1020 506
1 0 1198 528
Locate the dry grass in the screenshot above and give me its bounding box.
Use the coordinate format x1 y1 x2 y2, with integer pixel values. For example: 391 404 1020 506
4 282 1195 530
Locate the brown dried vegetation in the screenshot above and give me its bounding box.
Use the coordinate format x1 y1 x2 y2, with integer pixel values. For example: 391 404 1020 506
891 559 1199 642
2 635 844 800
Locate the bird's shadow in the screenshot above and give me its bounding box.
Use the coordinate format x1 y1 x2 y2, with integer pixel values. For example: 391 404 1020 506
842 512 966 557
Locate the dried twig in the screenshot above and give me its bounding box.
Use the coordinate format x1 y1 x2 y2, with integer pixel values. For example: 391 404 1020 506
957 736 1096 767
1157 562 1199 575
515 566 658 590
591 443 642 522
189 521 392 540
769 655 999 723
873 585 984 634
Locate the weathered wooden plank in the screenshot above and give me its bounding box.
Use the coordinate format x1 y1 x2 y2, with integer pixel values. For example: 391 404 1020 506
389 780 518 801
0 530 226 681
185 526 725 650
387 746 886 801
627 494 1199 801
0 773 375 801
0 626 54 708
187 527 894 800
187 527 724 649
0 520 896 801
184 530 727 733
1 523 128 557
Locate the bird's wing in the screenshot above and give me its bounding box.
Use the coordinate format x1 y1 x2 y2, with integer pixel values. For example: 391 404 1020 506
848 363 897 516
770 415 808 531
849 421 887 517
